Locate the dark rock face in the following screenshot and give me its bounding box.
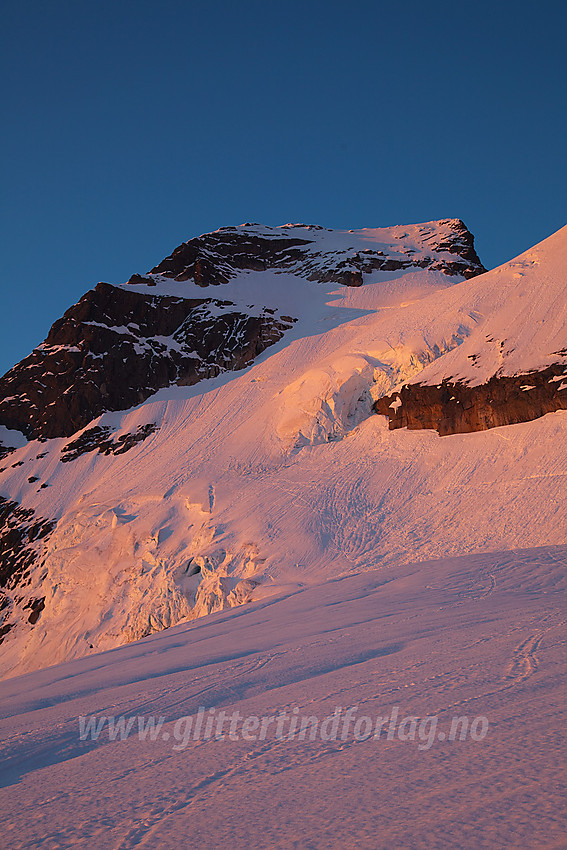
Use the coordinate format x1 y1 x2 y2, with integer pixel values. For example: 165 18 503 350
25 597 45 625
0 496 56 644
375 365 567 435
427 219 485 278
0 444 15 462
0 283 294 440
148 231 313 284
141 219 486 287
60 423 158 462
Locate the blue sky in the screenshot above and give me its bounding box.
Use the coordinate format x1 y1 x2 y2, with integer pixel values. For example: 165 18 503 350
1 0 566 376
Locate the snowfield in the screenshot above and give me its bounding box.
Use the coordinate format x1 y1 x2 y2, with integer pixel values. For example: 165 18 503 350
1 544 565 848
407 223 567 386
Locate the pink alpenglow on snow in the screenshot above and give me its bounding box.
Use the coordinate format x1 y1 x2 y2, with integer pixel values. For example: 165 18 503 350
0 219 565 847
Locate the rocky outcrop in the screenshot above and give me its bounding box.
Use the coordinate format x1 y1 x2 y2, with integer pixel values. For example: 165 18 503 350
0 444 15 463
147 230 313 284
0 496 56 645
0 283 294 440
60 422 159 462
374 364 567 435
426 218 485 277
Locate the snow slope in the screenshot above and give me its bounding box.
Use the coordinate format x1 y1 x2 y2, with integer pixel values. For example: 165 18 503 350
0 226 567 676
0 544 565 848
1 221 567 680
405 223 567 386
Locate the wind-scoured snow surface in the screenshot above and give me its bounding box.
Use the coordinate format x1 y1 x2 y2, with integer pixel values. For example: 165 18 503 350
0 546 565 848
0 221 566 679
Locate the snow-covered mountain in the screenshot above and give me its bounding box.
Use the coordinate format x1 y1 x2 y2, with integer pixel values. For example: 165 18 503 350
0 219 484 441
1 218 566 682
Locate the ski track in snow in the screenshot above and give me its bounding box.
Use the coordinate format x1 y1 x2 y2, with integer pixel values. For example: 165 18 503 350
0 544 565 848
504 632 544 685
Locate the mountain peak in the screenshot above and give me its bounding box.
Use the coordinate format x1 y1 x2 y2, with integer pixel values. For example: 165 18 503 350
0 219 485 442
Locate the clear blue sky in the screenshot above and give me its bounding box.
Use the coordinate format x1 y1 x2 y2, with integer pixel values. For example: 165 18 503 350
1 0 566 376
